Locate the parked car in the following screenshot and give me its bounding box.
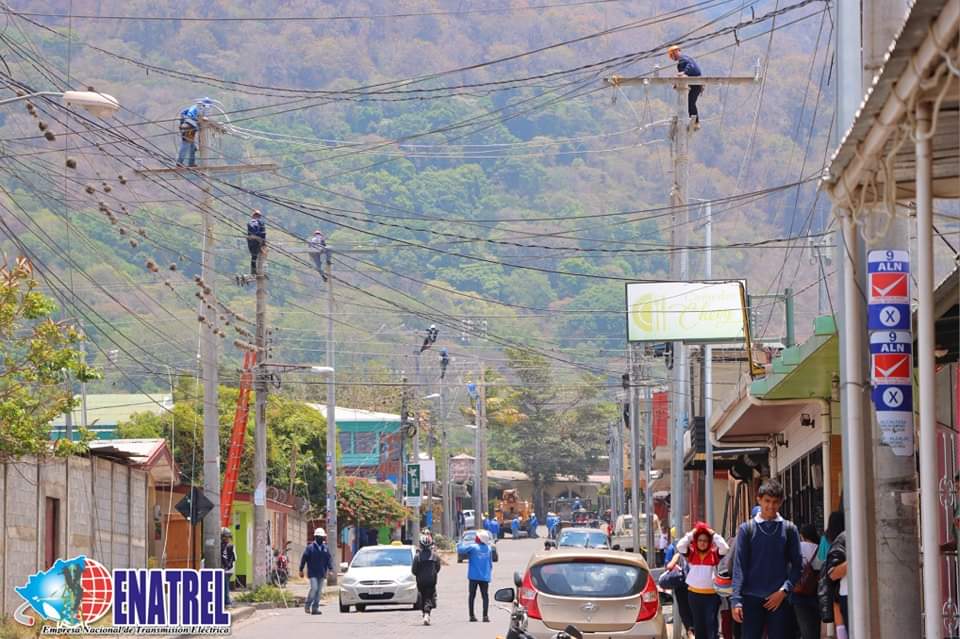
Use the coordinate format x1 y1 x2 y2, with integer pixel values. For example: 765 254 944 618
338 544 419 613
457 529 499 563
545 527 610 551
462 509 476 529
499 548 666 639
610 513 661 555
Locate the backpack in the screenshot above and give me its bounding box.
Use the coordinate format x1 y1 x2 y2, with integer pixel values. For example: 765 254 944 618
794 558 819 596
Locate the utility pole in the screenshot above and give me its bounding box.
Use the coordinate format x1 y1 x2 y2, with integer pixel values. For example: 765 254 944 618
440 382 450 537
252 249 268 587
643 374 655 568
862 2 920 637
411 405 421 544
606 69 756 562
325 250 339 584
478 367 488 517
703 200 715 528
199 116 221 571
628 346 642 556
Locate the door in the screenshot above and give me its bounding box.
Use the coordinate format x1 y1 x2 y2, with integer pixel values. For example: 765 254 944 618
44 497 60 569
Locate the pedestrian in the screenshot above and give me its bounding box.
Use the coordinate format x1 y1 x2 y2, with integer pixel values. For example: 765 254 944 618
246 209 266 275
528 513 539 539
176 98 213 167
717 535 740 639
488 516 500 539
573 497 582 511
412 532 441 625
657 526 669 566
299 527 334 615
511 515 521 539
220 528 237 607
308 230 328 281
818 511 847 639
664 527 679 564
456 531 494 622
667 45 704 130
792 523 822 639
671 522 729 639
457 510 466 537
731 479 803 639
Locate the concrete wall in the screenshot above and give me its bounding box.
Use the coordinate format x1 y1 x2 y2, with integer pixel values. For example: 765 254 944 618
0 456 149 616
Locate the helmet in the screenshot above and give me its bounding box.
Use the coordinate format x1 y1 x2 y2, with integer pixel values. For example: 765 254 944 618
252 209 262 217
667 45 681 55
420 534 432 547
221 527 232 537
314 527 326 537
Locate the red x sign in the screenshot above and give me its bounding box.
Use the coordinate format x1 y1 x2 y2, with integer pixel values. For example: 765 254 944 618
872 353 911 385
869 272 909 304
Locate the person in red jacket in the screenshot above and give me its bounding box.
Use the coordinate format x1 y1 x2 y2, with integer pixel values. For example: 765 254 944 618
668 522 730 639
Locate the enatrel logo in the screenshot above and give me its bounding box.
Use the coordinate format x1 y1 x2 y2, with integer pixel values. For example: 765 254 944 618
14 555 231 635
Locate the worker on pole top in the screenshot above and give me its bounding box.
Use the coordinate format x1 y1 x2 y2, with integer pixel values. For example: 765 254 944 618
667 46 703 131
308 230 328 282
246 209 266 276
177 98 214 167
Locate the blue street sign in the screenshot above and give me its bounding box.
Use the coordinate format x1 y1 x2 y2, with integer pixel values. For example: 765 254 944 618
867 249 909 273
868 303 910 331
868 330 913 355
872 384 913 413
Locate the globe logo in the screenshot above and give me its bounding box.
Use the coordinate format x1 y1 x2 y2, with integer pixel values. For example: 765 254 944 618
14 556 114 627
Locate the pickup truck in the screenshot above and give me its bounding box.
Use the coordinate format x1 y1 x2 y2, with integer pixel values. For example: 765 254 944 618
609 513 661 554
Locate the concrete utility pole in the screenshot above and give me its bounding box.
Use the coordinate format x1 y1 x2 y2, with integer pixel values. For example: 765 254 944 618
478 370 488 517
440 382 450 537
643 378 655 567
325 251 339 584
628 346 642 556
199 116 221 571
252 249 268 587
606 71 756 564
859 2 921 636
703 201 715 528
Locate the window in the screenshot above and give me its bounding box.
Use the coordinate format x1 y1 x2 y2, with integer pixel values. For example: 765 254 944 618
45 497 60 569
354 431 378 455
531 561 646 597
778 447 824 532
339 432 353 454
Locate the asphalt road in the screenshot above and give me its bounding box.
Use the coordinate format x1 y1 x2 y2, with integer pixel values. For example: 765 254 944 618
229 535 543 639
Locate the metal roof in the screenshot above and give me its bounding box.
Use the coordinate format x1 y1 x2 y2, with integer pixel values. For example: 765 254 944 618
827 0 960 200
308 403 400 422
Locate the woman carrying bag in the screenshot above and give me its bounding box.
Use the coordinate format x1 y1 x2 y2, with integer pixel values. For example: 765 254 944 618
668 522 730 639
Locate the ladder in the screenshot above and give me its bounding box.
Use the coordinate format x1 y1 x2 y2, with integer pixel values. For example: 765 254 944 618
221 351 257 528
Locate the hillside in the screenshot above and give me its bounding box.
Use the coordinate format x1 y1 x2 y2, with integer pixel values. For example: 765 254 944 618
0 0 835 407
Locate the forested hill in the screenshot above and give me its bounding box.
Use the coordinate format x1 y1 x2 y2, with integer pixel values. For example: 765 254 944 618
0 0 834 397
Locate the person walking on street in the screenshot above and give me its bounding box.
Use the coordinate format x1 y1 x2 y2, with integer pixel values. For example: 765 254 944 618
792 523 822 639
671 522 729 639
818 511 848 639
667 45 704 130
246 210 266 276
731 479 803 639
456 531 494 622
299 527 334 615
412 532 442 625
220 528 237 607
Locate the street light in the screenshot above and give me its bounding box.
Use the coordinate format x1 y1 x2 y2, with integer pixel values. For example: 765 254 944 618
0 90 121 117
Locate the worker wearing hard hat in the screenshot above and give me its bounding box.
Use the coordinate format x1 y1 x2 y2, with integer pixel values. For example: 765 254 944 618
667 45 704 131
299 527 334 615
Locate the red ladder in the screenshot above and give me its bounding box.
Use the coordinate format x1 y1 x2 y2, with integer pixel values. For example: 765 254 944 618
221 351 256 528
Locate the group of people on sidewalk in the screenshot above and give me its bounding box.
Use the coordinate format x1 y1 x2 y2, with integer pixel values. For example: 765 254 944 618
661 478 849 639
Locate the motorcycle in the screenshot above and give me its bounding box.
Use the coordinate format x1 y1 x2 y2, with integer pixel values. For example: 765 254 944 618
493 587 582 639
269 541 291 586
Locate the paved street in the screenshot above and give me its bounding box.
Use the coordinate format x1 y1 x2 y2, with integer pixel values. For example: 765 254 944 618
230 536 542 638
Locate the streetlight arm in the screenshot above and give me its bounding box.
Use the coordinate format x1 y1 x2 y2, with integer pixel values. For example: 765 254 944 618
0 92 63 107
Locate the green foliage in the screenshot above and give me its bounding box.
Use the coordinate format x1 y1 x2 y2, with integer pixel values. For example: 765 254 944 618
234 585 293 605
337 477 410 530
0 258 99 460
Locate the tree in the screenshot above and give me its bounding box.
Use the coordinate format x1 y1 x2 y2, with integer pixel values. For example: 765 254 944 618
336 477 410 533
0 258 98 459
502 348 611 515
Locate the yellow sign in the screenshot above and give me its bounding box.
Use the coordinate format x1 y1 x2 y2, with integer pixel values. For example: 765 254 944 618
626 281 748 343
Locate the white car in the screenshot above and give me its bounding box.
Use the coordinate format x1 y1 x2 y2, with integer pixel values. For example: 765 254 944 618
463 509 476 529
339 544 419 613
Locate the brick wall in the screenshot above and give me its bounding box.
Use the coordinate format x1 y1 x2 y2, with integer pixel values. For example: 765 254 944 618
0 456 150 616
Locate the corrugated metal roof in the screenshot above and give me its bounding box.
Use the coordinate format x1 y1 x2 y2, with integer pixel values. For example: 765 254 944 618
828 0 959 198
307 403 400 422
